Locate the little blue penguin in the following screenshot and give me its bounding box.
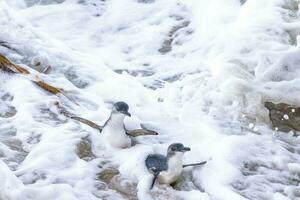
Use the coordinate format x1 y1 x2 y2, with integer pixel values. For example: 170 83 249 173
101 101 132 149
145 143 207 189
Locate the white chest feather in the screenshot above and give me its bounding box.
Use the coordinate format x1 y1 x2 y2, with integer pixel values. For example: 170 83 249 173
158 153 183 184
102 114 131 149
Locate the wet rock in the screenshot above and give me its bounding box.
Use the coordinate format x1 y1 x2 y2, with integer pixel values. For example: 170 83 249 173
97 168 138 199
145 80 165 90
3 139 23 152
24 0 65 7
78 0 107 17
19 171 47 185
151 187 184 200
287 30 300 46
64 69 89 89
0 105 17 118
137 0 155 3
235 158 300 199
0 126 17 138
143 74 182 90
265 101 300 134
286 186 300 199
34 107 66 126
110 175 138 199
242 162 259 176
172 170 204 192
27 133 42 145
159 21 190 54
240 0 247 5
282 0 299 13
282 1 300 46
98 168 120 184
1 93 14 101
1 139 27 164
76 139 94 160
114 69 155 77
163 74 182 83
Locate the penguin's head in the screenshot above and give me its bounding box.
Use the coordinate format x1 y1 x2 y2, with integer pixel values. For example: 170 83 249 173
167 143 190 157
112 101 131 117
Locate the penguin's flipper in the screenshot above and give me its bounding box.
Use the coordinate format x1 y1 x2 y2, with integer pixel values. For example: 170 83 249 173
126 129 158 137
183 161 207 168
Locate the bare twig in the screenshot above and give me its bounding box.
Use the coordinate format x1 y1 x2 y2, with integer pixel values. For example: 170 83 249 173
71 116 103 130
54 101 102 131
43 66 52 74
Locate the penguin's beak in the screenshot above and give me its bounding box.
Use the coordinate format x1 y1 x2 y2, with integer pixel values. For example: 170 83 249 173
181 147 191 152
122 111 131 117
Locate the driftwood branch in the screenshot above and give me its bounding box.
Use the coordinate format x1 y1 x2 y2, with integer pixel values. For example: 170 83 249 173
54 101 158 137
0 54 30 74
0 54 77 105
54 102 102 130
35 78 61 94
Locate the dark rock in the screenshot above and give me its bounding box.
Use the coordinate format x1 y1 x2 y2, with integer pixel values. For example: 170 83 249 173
97 168 138 200
64 69 89 89
97 168 120 184
240 0 247 5
163 74 182 83
110 175 138 199
282 1 300 46
76 139 94 160
137 0 155 3
2 139 27 163
158 21 190 54
114 69 155 77
34 107 66 126
144 80 165 90
0 105 17 118
1 93 14 101
265 101 300 134
24 0 65 7
172 170 205 192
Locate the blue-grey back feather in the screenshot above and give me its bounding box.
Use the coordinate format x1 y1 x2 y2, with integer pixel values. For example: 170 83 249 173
145 154 168 174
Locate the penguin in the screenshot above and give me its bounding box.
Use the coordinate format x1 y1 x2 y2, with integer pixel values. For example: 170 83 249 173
145 143 207 189
101 101 132 149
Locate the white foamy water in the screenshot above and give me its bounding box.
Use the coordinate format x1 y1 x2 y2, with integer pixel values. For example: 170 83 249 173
0 0 300 199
